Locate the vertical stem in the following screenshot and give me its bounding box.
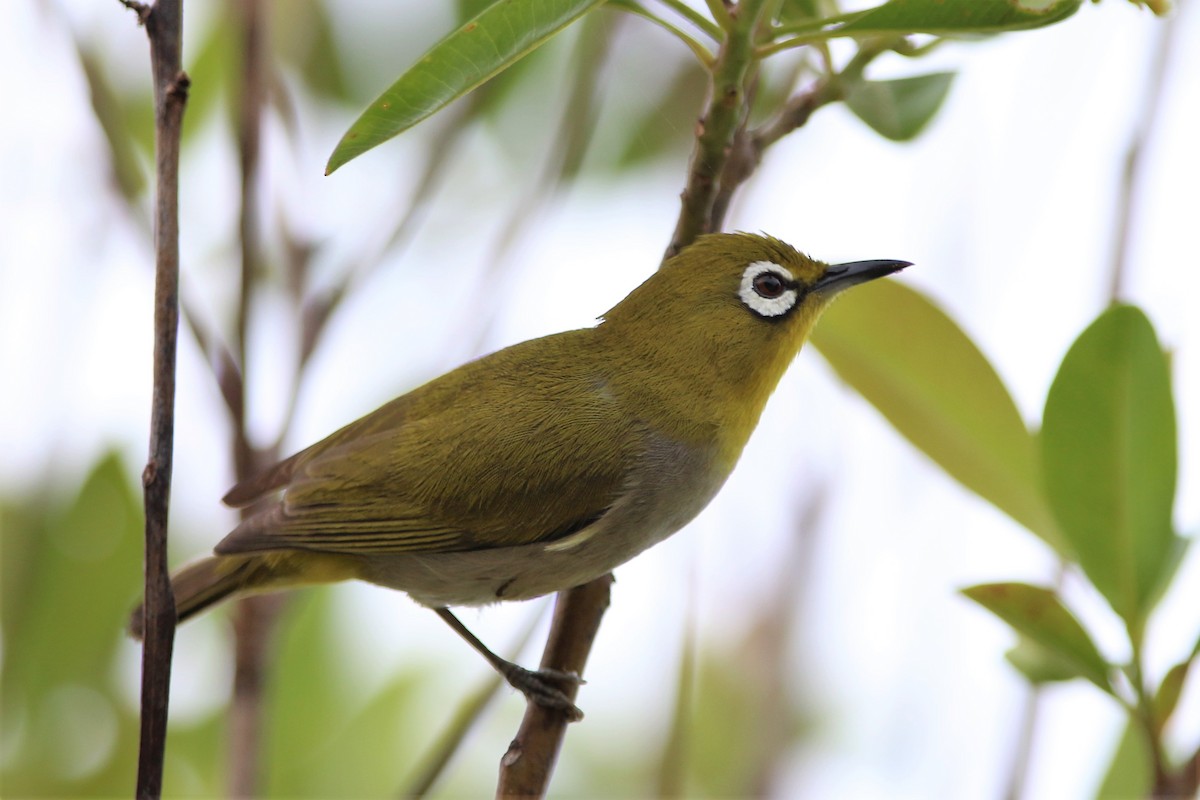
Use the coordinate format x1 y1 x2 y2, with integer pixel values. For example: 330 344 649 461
129 0 188 797
1001 685 1041 800
664 0 769 259
1107 3 1180 303
228 0 270 796
1128 637 1172 793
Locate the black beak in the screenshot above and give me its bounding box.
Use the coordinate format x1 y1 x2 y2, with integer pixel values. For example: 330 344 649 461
814 259 911 296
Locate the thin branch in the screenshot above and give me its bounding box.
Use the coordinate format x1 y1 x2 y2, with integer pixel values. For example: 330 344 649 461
495 575 613 799
1107 0 1181 303
1002 684 1042 800
611 0 715 67
125 0 187 797
654 0 724 40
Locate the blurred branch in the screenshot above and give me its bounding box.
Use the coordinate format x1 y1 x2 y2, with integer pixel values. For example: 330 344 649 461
458 11 614 361
180 288 244 420
120 0 188 797
1166 744 1200 797
495 574 612 799
1107 0 1182 303
1002 679 1042 800
228 0 272 795
286 95 483 427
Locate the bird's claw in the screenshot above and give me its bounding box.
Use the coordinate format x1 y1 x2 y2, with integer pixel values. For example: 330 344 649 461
502 664 585 721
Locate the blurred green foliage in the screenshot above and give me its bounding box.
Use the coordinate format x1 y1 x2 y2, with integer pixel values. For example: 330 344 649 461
2 455 143 797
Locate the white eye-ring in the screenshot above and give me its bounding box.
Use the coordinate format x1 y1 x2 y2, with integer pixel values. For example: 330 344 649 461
739 262 798 318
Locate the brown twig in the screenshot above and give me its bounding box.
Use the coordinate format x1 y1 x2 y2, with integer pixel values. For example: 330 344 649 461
495 574 613 798
125 0 187 797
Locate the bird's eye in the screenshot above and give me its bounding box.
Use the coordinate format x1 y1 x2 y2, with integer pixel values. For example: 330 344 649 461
739 262 799 319
752 272 785 298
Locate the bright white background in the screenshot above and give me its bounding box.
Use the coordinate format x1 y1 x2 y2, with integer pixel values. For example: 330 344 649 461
2 1 1198 797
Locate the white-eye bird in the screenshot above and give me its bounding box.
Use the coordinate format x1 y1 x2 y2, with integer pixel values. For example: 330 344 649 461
131 232 908 718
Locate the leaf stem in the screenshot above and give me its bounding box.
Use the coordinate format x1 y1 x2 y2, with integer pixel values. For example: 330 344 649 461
614 0 716 66
1128 635 1172 794
654 0 724 40
704 0 734 32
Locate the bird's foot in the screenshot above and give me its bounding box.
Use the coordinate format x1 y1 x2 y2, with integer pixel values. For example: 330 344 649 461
499 663 585 722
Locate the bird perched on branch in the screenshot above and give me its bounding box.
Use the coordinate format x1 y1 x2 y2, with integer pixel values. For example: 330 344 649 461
131 231 909 720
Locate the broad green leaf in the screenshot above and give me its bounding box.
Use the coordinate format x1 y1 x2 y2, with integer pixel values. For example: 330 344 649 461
961 583 1112 693
1005 635 1083 685
1094 720 1152 800
1041 305 1177 631
838 0 1083 35
812 280 1061 548
844 72 956 141
327 0 606 173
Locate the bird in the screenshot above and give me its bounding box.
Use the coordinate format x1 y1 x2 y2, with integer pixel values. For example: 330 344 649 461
130 231 908 719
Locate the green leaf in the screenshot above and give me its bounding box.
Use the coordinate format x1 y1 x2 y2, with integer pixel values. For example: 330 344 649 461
1041 305 1177 631
844 72 956 141
1005 635 1084 685
961 583 1112 693
838 0 1083 35
812 280 1061 549
1152 659 1189 735
1152 633 1198 735
0 454 143 797
1094 720 1152 800
327 0 606 173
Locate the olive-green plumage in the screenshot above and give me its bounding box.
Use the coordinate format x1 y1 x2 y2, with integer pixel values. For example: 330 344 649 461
130 232 906 636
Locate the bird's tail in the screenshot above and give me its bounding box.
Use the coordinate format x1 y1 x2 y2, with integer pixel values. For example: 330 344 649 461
128 555 262 640
128 551 363 639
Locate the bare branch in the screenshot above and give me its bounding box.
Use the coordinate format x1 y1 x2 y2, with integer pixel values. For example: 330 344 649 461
126 0 187 796
495 575 613 798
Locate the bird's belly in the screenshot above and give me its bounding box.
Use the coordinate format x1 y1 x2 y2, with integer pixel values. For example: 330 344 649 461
356 436 730 607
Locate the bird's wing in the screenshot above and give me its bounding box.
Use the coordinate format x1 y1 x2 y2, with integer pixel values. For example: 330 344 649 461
216 337 644 556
